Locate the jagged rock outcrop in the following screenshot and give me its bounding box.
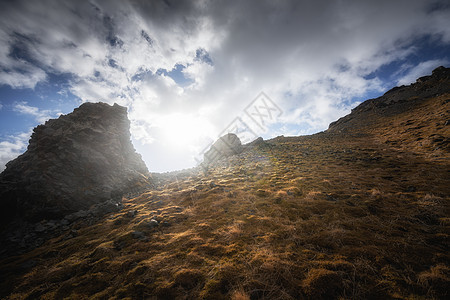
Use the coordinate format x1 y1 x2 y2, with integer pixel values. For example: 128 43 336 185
203 133 243 165
245 137 265 147
328 66 450 132
0 102 149 224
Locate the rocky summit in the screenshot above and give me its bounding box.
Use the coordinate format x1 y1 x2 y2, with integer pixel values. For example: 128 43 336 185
0 102 149 225
329 66 450 134
0 68 449 299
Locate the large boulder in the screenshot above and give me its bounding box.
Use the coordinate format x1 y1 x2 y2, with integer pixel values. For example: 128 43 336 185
0 102 149 224
203 133 243 165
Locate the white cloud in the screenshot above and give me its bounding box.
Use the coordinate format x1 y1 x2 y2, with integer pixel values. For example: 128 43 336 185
0 131 31 172
0 30 47 89
12 101 59 123
183 61 215 89
397 59 450 85
0 0 450 171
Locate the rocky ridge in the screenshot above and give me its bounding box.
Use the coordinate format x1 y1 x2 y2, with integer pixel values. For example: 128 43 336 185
328 66 450 133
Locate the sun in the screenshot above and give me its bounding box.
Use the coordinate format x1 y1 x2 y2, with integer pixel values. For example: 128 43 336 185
158 113 212 149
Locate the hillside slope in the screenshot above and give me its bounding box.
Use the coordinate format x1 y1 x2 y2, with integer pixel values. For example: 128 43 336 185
329 66 450 157
0 68 449 299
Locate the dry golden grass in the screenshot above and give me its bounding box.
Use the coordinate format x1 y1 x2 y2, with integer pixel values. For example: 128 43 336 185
0 94 449 299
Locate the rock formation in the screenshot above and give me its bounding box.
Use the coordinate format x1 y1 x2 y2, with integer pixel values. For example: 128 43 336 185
245 137 265 147
328 66 450 133
203 133 243 165
0 102 149 224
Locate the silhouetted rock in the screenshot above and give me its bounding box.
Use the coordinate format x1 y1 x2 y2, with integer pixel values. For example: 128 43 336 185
0 102 149 225
203 133 243 165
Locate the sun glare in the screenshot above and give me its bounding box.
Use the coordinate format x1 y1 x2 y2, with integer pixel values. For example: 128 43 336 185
158 114 212 149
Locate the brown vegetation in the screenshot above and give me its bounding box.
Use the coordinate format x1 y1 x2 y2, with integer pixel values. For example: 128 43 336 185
0 92 449 299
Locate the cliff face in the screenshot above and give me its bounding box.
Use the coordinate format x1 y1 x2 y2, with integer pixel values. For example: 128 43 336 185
0 102 149 223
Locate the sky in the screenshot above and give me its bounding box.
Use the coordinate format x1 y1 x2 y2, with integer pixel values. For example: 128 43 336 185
0 0 450 173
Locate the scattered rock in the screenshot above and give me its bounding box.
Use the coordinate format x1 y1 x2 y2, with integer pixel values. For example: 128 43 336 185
34 223 46 233
126 210 138 218
90 200 122 216
148 219 159 228
132 231 149 241
136 219 159 231
73 210 89 219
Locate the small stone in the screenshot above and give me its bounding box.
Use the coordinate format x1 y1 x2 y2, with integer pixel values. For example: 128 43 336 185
74 210 88 219
35 223 46 233
126 210 138 218
46 221 56 229
64 214 75 222
148 219 159 228
132 231 149 241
